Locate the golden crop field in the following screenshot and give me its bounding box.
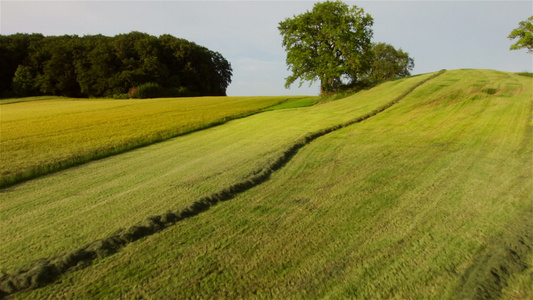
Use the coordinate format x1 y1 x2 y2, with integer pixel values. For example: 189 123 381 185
0 96 301 187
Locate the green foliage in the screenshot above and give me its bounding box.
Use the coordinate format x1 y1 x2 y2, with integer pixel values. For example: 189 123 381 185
368 42 414 82
0 32 233 98
278 0 374 95
134 82 162 99
0 33 44 98
508 16 533 53
12 65 38 96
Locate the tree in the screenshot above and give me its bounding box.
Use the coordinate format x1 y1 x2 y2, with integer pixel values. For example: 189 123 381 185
208 50 233 96
12 65 38 96
278 0 374 95
0 33 44 97
368 43 414 82
39 35 83 97
508 16 533 53
75 35 117 97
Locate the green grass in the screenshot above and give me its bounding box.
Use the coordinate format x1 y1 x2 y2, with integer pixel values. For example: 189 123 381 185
2 70 532 299
0 96 67 105
261 96 321 110
517 72 533 77
501 250 533 299
0 95 305 188
0 73 434 274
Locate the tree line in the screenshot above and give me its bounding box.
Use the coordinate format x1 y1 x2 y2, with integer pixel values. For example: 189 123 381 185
0 32 232 98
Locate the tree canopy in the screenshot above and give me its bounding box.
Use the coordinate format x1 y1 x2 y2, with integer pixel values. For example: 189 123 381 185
278 1 415 95
278 0 374 95
368 43 414 83
508 16 533 53
0 32 233 98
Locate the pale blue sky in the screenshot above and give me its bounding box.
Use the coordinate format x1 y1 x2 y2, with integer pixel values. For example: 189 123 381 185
1 0 532 96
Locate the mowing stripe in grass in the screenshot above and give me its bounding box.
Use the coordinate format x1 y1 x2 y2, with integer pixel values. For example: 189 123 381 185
0 71 446 296
0 96 301 189
454 206 533 299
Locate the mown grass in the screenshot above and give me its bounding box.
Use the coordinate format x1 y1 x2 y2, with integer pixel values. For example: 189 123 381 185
0 96 68 105
0 71 446 295
3 70 532 298
501 250 533 299
0 95 306 187
261 96 321 111
0 73 433 277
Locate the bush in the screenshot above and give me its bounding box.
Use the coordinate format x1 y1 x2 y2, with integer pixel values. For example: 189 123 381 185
136 82 163 99
119 85 197 99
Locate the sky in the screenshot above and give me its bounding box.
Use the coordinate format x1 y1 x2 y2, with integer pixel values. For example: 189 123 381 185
1 0 532 96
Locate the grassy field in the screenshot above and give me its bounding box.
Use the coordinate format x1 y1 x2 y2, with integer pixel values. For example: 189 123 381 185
0 95 305 187
1 69 532 298
0 72 433 273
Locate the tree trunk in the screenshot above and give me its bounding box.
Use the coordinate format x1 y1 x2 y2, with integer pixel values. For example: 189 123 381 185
320 78 333 96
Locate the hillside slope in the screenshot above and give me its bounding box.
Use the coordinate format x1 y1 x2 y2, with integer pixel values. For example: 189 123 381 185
0 72 437 276
3 70 532 299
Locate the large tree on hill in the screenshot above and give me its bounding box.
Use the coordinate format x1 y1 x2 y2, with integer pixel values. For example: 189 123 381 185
278 0 374 95
508 16 533 53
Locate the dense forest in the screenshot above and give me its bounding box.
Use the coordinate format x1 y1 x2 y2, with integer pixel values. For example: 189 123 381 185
0 32 233 98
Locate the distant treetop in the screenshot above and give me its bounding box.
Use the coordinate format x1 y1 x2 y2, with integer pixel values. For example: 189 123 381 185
508 16 533 53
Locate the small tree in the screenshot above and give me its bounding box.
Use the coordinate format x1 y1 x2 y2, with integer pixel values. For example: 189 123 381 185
508 16 533 53
12 65 38 96
368 43 414 82
136 82 162 99
278 0 374 95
